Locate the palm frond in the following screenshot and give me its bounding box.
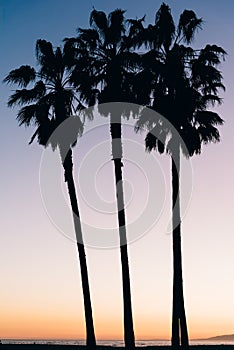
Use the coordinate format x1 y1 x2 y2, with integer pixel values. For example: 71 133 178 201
36 39 54 64
155 3 175 51
63 39 78 68
3 65 36 87
128 15 145 41
36 119 54 147
107 9 126 45
199 48 221 65
36 39 58 81
90 9 108 31
145 131 157 152
192 61 224 89
131 71 153 105
8 81 46 107
157 130 167 153
77 28 100 51
16 104 37 126
178 10 203 44
135 107 160 132
195 110 224 126
118 51 141 70
50 115 84 151
145 126 167 154
198 44 227 67
141 50 163 71
204 44 227 59
198 124 221 144
176 44 195 60
180 125 201 157
108 9 126 29
201 94 223 106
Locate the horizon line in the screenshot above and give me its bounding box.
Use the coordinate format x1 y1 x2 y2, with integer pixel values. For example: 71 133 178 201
2 336 231 341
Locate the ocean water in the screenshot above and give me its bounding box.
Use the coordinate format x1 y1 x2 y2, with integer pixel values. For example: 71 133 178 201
1 340 234 346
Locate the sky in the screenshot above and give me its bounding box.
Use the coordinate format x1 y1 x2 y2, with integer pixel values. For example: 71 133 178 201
0 0 234 342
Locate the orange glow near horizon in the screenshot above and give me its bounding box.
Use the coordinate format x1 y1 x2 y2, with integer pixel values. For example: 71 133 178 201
1 311 233 341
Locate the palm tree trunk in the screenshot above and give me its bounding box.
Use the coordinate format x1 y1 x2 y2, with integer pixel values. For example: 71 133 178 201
171 145 189 350
110 112 135 349
62 148 96 348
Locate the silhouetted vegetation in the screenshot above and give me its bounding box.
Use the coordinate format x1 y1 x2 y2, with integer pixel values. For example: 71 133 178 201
134 3 226 349
4 40 96 348
64 8 145 348
4 3 226 349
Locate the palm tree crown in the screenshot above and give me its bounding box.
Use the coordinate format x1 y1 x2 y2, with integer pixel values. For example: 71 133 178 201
66 8 141 113
134 3 226 155
4 39 83 149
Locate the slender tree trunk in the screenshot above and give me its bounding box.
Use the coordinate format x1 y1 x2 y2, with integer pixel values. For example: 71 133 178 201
171 145 189 350
110 112 135 349
62 148 96 348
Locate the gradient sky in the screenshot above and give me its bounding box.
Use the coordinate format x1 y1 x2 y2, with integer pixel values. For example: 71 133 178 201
0 0 234 341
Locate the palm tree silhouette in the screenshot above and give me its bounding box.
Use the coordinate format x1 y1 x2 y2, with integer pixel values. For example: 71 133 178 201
4 39 96 348
65 9 141 348
135 3 226 349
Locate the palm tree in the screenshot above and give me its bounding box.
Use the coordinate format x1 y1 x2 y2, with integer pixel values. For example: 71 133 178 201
4 39 96 348
134 4 226 349
65 9 141 348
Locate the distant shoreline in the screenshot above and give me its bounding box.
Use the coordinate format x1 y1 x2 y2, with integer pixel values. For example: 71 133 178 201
1 345 234 350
